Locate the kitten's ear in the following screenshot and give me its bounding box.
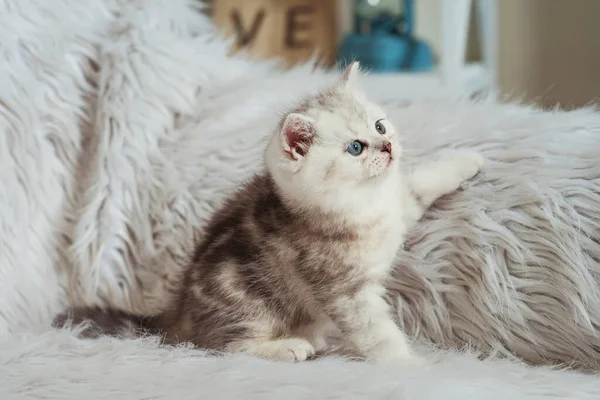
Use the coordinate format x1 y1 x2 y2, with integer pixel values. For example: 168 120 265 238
280 113 316 160
341 61 361 86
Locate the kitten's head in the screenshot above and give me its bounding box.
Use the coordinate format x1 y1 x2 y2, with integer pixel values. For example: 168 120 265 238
266 62 401 213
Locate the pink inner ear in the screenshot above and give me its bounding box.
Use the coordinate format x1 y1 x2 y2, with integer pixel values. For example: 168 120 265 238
285 126 309 156
283 116 315 158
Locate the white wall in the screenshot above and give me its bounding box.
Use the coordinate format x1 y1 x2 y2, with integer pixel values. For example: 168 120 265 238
498 0 600 108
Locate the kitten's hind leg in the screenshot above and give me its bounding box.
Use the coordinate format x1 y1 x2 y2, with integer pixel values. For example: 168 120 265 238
405 152 484 223
230 337 316 362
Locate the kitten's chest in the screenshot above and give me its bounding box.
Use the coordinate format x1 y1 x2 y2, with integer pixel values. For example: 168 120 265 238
348 211 407 279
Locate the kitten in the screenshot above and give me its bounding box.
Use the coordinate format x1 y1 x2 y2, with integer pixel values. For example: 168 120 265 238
56 62 484 363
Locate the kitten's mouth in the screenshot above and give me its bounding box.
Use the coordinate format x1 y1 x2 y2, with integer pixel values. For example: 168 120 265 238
385 154 394 168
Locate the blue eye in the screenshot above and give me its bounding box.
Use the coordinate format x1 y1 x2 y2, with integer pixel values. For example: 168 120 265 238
347 140 364 156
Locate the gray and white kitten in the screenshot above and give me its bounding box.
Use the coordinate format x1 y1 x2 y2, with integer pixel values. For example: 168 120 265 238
56 62 484 363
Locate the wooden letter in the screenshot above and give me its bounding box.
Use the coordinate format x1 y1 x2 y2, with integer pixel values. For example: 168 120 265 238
231 8 265 46
285 5 314 49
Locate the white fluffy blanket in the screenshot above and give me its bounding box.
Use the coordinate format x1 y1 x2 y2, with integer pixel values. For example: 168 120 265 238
2 0 600 398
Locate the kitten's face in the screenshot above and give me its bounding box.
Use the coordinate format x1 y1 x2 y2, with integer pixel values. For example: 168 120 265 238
302 93 397 183
266 62 402 211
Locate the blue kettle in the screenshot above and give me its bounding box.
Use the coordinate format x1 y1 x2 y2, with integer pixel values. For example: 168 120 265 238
338 0 434 72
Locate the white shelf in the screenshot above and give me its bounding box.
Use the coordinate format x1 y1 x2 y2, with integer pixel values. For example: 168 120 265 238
363 63 493 102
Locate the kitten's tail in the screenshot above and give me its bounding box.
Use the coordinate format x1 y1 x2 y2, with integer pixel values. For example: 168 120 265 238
53 306 162 339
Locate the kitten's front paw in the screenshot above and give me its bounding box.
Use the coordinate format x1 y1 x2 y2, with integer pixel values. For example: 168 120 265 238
247 338 316 362
452 152 484 182
369 348 426 366
365 339 426 366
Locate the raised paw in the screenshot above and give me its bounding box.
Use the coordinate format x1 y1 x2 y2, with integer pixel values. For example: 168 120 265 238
452 152 484 182
244 338 316 362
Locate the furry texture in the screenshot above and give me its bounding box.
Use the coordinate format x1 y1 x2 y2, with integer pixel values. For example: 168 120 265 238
3 332 600 400
392 101 600 371
2 0 600 397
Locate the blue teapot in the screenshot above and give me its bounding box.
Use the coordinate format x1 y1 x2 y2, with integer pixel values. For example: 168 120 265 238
338 0 434 72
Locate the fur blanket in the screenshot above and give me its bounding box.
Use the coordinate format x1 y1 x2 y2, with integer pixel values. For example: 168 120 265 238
2 0 600 398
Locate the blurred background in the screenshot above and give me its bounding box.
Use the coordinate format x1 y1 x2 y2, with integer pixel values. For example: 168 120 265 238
206 0 600 108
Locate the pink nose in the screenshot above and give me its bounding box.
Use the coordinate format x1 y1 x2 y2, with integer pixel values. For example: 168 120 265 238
381 140 392 153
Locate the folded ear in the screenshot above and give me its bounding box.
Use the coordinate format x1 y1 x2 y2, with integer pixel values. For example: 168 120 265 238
341 61 361 86
280 113 316 160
